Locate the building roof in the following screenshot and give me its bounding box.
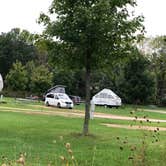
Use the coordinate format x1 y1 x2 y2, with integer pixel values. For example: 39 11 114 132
93 88 121 99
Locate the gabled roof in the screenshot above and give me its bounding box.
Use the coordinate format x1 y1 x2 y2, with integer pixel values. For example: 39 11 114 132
93 88 120 99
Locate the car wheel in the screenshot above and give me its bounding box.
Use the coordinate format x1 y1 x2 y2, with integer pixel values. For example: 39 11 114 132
57 103 61 108
46 101 49 106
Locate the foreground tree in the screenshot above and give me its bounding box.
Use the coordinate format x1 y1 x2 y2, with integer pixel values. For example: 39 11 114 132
39 0 144 135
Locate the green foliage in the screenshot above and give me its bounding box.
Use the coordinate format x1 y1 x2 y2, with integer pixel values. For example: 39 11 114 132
5 61 53 95
39 0 144 69
30 65 53 94
34 38 50 66
52 68 85 96
154 53 166 105
0 28 37 77
121 50 155 104
140 36 166 105
5 61 28 91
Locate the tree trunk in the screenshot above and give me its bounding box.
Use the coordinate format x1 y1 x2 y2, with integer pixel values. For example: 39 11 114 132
83 52 91 135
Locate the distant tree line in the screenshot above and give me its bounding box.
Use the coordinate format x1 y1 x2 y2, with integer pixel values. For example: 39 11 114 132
0 28 166 105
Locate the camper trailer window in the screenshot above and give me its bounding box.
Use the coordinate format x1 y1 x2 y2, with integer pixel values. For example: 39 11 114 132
108 95 113 99
100 93 107 98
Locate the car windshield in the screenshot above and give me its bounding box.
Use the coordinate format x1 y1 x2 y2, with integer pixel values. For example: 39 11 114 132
58 94 69 100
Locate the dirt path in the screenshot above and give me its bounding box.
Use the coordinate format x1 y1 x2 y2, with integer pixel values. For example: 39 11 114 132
94 112 166 122
0 106 166 123
34 105 166 122
0 106 83 118
102 123 166 131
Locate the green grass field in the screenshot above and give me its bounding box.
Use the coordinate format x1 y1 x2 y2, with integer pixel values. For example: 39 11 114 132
0 98 166 165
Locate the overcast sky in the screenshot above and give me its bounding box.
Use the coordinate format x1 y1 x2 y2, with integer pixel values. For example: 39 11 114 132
0 0 165 37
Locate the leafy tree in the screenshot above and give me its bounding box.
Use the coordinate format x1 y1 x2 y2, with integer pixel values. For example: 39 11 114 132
140 36 166 105
34 38 49 66
6 61 53 96
5 61 28 91
24 61 36 91
30 65 53 95
0 28 37 77
52 68 85 96
121 49 155 104
39 0 144 135
155 53 166 105
150 36 166 105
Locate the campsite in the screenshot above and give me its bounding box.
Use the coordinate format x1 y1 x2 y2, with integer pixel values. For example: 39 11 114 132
0 97 165 165
0 0 166 165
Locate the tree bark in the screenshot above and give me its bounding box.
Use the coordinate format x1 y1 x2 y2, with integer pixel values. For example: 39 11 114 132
83 51 91 135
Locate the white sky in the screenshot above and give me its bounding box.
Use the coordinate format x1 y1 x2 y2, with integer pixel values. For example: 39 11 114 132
0 0 52 34
136 0 166 37
0 0 165 37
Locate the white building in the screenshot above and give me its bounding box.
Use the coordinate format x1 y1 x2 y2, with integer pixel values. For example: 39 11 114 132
92 89 122 108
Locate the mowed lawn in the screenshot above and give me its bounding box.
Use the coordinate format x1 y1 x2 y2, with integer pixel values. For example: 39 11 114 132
0 99 166 165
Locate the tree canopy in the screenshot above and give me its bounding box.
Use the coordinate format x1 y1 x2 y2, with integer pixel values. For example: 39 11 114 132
39 0 144 135
0 28 37 77
39 0 144 69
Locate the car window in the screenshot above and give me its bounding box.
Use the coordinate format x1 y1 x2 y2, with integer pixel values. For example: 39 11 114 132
55 95 59 99
58 94 69 99
47 94 54 98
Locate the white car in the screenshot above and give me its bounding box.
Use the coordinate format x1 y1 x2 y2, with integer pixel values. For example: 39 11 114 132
44 93 74 109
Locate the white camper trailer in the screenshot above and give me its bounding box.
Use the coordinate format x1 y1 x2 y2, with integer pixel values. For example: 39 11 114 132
92 89 121 107
0 74 3 92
